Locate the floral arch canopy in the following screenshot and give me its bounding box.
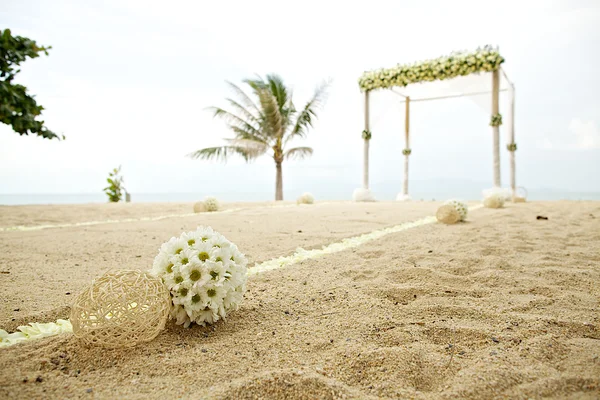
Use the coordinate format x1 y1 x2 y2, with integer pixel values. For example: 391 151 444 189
358 46 504 92
353 46 516 202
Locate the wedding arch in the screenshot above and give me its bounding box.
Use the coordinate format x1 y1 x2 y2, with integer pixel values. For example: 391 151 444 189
353 46 516 202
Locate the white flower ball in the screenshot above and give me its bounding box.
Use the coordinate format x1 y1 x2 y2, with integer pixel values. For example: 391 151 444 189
204 196 219 212
483 193 505 209
396 193 412 202
150 226 248 327
352 188 376 202
443 199 468 221
297 192 315 205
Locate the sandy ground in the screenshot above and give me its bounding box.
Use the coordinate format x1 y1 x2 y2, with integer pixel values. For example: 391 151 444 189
0 200 599 399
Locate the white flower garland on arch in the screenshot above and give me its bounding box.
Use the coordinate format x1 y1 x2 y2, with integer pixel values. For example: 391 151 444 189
358 46 504 92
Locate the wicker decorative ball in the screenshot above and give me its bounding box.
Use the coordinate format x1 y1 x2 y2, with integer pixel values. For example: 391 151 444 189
70 270 171 348
193 201 206 213
483 194 505 209
514 186 527 202
436 205 461 224
297 192 315 205
443 199 468 221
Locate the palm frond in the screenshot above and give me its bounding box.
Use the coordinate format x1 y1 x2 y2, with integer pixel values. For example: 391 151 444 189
257 88 283 139
227 125 270 144
225 98 261 126
243 75 268 94
265 74 289 110
225 81 261 116
224 138 269 159
187 145 258 162
207 107 261 137
286 79 330 144
284 146 313 160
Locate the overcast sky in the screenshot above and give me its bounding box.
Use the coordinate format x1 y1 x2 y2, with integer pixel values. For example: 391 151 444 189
1 0 599 200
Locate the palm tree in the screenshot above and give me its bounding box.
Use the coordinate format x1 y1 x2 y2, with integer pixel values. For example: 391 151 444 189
188 74 328 201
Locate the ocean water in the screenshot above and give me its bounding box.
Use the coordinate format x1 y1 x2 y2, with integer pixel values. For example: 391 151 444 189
1 188 599 205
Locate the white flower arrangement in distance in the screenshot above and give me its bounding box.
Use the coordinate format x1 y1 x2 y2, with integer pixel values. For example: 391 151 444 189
483 193 505 209
203 196 219 212
150 226 248 328
443 199 469 221
396 193 412 202
0 319 72 347
352 188 376 202
297 192 315 205
482 187 512 201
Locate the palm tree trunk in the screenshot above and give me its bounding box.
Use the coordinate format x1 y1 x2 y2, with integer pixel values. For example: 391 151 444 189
275 161 283 201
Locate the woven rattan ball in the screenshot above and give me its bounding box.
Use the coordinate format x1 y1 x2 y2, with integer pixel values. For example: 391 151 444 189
193 201 206 213
70 270 171 348
436 205 461 224
514 186 527 202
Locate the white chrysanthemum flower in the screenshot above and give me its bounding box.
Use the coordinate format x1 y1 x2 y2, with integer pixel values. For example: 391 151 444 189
296 192 315 205
226 267 246 288
165 236 188 257
223 286 245 311
204 260 227 284
193 305 219 325
210 245 232 265
204 196 219 212
151 251 171 277
151 226 248 327
443 199 469 221
198 283 226 306
192 225 215 242
171 304 191 327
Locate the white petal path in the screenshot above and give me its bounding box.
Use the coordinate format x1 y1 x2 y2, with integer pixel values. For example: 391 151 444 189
1 204 483 347
0 211 239 232
0 202 331 232
0 320 73 347
249 205 483 275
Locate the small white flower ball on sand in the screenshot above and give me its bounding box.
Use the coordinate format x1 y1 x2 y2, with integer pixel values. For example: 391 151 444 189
483 193 505 209
297 192 315 205
150 226 248 327
193 201 206 213
204 196 219 212
352 188 375 202
396 193 412 201
443 199 468 221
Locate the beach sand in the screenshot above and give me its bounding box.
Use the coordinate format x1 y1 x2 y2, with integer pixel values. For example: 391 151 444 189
0 201 599 399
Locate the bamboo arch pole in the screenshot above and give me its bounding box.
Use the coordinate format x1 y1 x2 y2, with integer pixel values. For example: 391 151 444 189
402 97 410 197
491 69 501 187
363 90 370 189
509 84 516 200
